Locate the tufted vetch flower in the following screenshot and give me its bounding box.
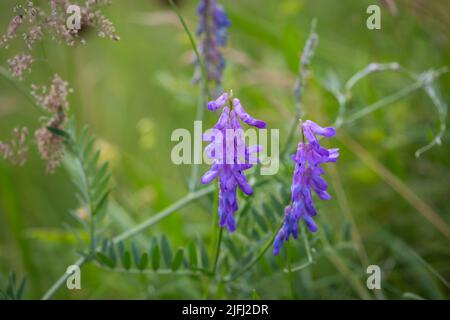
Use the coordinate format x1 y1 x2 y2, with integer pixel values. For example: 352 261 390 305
201 92 266 232
273 120 339 255
195 0 231 89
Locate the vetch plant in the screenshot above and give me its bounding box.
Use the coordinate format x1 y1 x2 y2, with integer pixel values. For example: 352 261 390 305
201 92 266 232
274 120 339 255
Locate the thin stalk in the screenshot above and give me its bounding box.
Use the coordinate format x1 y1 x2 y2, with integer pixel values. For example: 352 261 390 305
343 67 447 126
168 0 209 191
113 185 215 243
94 264 203 277
344 62 401 93
286 241 296 299
344 80 423 125
189 92 206 191
212 227 223 274
284 223 313 272
282 19 317 157
168 0 208 94
223 222 281 282
204 184 221 298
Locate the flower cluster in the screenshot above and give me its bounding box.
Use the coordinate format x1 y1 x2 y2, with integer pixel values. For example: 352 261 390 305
201 92 266 232
195 0 231 88
32 74 72 174
0 127 29 166
7 53 34 80
273 120 339 255
1 1 119 77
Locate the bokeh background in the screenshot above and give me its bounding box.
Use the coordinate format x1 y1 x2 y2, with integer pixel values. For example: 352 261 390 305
0 0 449 299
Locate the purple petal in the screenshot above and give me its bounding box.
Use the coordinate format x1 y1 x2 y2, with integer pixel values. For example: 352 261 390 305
303 215 318 232
273 228 286 256
214 107 230 129
303 120 336 138
226 214 236 232
233 171 253 195
327 148 340 162
201 166 220 184
317 190 332 200
232 98 267 129
207 92 229 111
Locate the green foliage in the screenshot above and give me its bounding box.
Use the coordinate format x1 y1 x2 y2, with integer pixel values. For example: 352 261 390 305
92 237 204 275
0 272 27 300
54 119 112 252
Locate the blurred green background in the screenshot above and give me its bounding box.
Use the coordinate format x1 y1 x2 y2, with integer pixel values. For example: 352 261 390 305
0 0 449 299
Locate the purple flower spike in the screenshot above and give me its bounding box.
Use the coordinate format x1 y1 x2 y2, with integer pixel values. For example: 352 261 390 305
195 0 231 88
201 92 266 232
273 120 339 255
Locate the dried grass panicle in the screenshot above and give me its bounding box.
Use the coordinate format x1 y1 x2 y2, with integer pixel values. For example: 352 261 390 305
7 53 34 80
32 74 72 174
0 127 29 166
1 1 119 52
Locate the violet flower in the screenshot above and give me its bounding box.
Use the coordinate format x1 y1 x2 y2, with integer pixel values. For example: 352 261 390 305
195 0 231 88
201 92 266 232
273 120 339 255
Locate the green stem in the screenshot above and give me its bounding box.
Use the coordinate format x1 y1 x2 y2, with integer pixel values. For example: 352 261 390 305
281 19 317 157
113 185 215 243
189 93 206 191
168 0 209 191
342 67 447 126
301 222 312 262
168 0 209 97
204 184 221 298
212 227 223 274
95 264 204 277
281 118 298 157
286 241 295 299
224 223 281 282
343 80 423 126
285 223 313 272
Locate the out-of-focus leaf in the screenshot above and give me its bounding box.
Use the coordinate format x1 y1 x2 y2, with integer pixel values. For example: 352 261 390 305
122 251 131 270
172 248 184 271
188 242 198 268
96 252 114 268
151 244 160 271
138 253 149 271
199 237 209 269
131 242 140 267
160 235 172 267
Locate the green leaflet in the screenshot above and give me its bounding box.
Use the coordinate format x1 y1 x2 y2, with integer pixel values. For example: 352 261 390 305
0 272 27 300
